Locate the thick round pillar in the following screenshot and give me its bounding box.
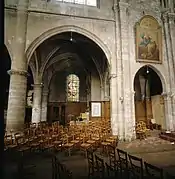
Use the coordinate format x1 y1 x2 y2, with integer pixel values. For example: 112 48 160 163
6 0 29 132
32 84 43 123
41 91 49 122
6 70 28 131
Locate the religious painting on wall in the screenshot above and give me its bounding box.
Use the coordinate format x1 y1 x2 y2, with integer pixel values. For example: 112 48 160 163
91 102 101 117
135 16 162 63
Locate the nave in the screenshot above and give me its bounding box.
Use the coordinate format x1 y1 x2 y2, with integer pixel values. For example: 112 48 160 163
4 120 175 179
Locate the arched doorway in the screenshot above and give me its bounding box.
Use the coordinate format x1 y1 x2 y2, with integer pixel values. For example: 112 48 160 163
28 31 110 125
4 45 11 129
134 65 165 130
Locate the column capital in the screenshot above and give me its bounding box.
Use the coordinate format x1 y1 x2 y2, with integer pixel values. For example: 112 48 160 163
7 69 28 77
161 92 173 99
161 13 169 23
119 2 130 10
32 83 43 88
168 13 175 23
113 4 119 12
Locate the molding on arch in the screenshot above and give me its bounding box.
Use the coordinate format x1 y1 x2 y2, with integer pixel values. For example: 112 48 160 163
26 25 112 66
133 64 167 93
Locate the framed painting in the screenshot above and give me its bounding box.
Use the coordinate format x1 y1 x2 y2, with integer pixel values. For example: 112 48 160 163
91 102 101 117
135 16 162 63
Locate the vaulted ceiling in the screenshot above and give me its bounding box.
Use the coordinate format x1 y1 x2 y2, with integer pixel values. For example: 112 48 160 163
29 31 109 85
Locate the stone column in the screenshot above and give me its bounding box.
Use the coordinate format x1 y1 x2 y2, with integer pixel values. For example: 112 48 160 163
31 84 43 123
162 14 175 129
162 92 174 131
6 0 29 132
113 3 124 140
119 2 135 141
41 90 49 122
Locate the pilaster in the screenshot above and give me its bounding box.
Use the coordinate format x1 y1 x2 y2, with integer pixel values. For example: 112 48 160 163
119 2 135 141
113 3 124 140
110 75 118 136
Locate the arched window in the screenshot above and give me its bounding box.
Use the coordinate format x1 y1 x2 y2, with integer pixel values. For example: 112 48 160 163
56 0 97 7
66 74 79 102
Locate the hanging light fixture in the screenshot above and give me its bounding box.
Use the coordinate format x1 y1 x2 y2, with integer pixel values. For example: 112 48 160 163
70 31 73 41
146 65 149 74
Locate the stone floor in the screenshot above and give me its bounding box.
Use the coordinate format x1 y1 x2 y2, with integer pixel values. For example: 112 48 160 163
4 130 175 179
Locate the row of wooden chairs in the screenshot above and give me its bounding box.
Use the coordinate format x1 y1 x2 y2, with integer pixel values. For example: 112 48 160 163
4 119 117 158
107 146 174 179
87 149 117 179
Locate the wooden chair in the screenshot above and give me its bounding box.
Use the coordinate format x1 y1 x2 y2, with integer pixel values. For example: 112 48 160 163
136 121 150 140
166 172 175 179
15 135 31 157
101 133 111 155
87 149 97 178
144 162 164 179
86 134 96 150
80 135 92 157
95 155 105 179
70 133 80 148
105 163 117 179
62 135 74 156
117 149 129 179
42 136 54 153
58 162 72 179
107 145 118 171
128 154 144 179
53 134 62 152
52 155 57 179
4 134 17 151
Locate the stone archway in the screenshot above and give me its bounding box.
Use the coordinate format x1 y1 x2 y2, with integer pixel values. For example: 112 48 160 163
27 30 111 126
26 25 111 66
134 65 166 130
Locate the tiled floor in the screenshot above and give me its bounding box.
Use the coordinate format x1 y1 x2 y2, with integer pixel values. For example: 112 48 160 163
4 131 175 179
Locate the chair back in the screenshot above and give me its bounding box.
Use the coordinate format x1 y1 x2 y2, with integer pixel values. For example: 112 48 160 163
144 162 164 179
105 163 116 178
108 145 117 169
87 149 95 176
128 154 143 179
117 149 128 169
95 155 105 178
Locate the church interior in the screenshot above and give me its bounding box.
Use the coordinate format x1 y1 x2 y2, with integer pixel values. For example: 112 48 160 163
3 0 175 178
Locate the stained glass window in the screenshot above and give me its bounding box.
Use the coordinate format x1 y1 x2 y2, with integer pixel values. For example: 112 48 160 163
66 74 79 102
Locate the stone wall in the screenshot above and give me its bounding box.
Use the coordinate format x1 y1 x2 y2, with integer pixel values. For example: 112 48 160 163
4 0 175 139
